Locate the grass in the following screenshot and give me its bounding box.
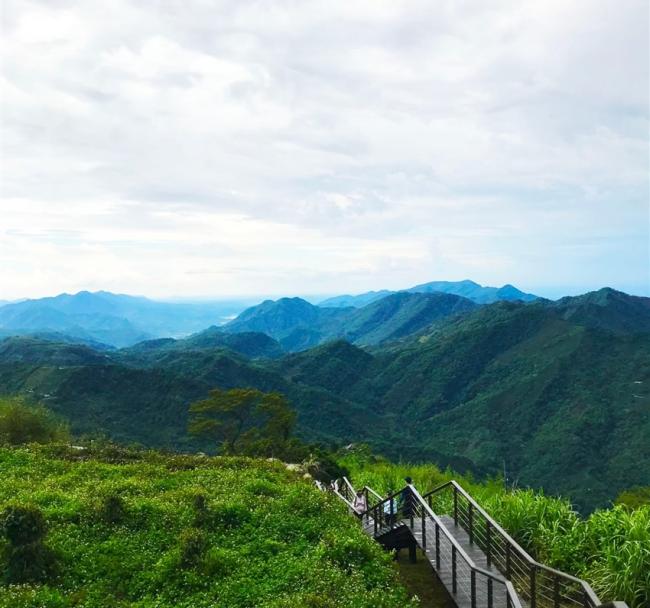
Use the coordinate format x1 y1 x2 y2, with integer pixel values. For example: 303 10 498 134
393 550 453 608
0 443 418 608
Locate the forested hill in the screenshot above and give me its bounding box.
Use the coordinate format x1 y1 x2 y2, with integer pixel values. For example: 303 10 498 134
223 291 477 351
0 288 648 510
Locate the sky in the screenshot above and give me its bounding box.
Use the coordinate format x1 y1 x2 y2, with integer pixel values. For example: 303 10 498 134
1 0 649 301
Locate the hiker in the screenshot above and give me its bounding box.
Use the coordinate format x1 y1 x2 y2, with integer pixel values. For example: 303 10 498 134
399 476 415 519
353 489 367 517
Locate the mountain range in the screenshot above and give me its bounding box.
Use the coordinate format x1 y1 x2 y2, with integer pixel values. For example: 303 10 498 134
224 291 478 351
0 286 647 511
0 280 537 349
319 279 538 307
0 291 255 348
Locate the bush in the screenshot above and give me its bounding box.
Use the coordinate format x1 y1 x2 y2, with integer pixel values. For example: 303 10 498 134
1 505 58 584
0 398 69 446
1 504 46 545
178 528 206 567
97 493 127 524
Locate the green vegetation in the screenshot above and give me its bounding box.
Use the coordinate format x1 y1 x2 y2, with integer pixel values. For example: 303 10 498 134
0 444 416 608
0 288 648 510
339 450 650 608
188 388 296 456
0 398 69 446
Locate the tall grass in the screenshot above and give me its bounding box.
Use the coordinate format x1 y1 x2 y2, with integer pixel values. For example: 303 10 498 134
339 450 650 608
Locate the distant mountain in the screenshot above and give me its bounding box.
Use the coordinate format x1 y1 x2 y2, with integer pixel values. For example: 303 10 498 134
0 291 254 348
319 279 538 308
224 292 476 350
0 336 110 366
224 298 354 350
406 279 538 303
337 292 477 345
124 326 284 360
553 287 650 334
318 290 393 308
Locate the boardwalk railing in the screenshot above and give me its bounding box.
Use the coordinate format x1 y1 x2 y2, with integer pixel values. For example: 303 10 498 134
335 477 630 608
341 478 524 608
422 481 604 608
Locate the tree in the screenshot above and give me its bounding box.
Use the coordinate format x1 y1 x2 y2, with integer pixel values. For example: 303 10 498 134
188 388 296 456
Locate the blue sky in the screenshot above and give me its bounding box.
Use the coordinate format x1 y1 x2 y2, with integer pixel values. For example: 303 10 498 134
1 0 648 300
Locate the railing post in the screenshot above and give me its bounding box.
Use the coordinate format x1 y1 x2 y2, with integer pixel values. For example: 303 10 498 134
530 564 537 608
486 520 492 566
374 506 378 535
506 544 511 578
469 502 474 544
390 496 394 529
488 578 493 608
453 486 459 525
409 489 414 529
421 506 427 548
435 521 440 569
471 570 476 608
553 574 560 608
452 545 457 594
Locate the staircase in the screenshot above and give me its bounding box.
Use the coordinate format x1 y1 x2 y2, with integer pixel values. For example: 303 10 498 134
332 478 629 608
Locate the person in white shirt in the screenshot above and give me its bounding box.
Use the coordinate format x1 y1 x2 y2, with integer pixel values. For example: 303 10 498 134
353 489 367 517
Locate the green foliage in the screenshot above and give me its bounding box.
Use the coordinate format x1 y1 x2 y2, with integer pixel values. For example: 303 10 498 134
96 494 126 525
188 387 297 456
341 454 650 608
1 505 46 545
1 505 58 584
615 486 650 510
178 528 207 567
0 399 69 446
0 444 416 607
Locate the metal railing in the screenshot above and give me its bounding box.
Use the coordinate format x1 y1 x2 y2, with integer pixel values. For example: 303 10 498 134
422 481 618 608
342 478 524 608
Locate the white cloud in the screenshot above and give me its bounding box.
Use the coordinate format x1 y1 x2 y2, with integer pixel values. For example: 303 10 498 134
1 0 648 299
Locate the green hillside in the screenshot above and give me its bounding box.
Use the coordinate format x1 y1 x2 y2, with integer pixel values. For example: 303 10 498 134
225 292 476 351
0 289 647 510
0 444 414 607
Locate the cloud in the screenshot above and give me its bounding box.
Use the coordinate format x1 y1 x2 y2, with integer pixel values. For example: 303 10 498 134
1 0 648 299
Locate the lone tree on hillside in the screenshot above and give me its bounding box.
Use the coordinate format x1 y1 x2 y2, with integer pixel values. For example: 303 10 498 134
188 388 296 456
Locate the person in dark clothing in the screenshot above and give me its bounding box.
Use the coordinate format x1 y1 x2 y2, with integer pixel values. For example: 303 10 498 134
399 476 415 518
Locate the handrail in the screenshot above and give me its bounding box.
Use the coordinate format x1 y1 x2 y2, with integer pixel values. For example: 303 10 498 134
423 480 614 608
355 481 524 608
424 481 537 562
333 477 628 608
408 484 510 585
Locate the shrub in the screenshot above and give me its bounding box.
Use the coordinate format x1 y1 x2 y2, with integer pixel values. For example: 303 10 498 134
178 528 206 567
0 398 69 446
212 502 250 530
97 493 127 524
1 504 46 545
1 505 58 584
192 493 209 527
